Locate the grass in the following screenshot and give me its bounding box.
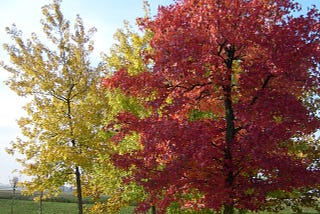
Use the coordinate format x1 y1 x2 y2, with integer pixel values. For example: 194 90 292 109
0 199 137 214
0 189 88 214
0 190 318 213
0 199 318 213
0 199 78 214
260 209 319 214
0 190 135 214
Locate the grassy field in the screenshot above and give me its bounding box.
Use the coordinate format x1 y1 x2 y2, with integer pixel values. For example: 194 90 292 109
0 198 136 214
0 190 318 213
0 189 136 214
0 198 318 214
0 198 319 214
0 198 78 214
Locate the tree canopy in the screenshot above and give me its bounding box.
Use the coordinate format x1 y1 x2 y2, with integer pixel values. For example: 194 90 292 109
2 0 320 214
104 0 320 213
2 1 102 213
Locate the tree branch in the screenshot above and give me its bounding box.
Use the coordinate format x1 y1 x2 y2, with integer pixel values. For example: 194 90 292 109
250 74 275 106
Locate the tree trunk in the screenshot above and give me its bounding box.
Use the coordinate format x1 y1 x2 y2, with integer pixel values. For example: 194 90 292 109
223 90 236 214
67 98 84 214
238 209 246 214
222 44 236 214
39 191 43 214
75 166 83 214
151 205 156 214
223 204 234 214
10 187 15 214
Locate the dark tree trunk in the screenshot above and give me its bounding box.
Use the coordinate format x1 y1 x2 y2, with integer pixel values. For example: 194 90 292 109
223 204 235 214
151 205 156 214
38 191 43 214
223 87 236 214
75 166 83 214
10 187 15 214
67 99 84 214
222 44 236 214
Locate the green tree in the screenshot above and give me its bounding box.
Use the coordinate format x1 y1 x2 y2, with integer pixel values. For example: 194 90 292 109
2 1 102 213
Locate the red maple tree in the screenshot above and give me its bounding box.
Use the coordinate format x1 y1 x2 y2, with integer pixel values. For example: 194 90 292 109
104 0 320 213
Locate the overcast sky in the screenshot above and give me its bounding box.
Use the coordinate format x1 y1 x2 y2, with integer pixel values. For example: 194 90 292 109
0 0 318 184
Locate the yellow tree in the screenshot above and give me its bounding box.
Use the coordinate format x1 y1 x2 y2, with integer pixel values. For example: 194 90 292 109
84 4 154 213
2 1 102 213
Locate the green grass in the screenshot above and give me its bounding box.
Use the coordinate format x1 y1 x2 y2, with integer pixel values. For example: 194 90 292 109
259 209 319 214
0 190 318 213
0 199 319 214
0 199 78 214
0 190 91 213
0 199 137 214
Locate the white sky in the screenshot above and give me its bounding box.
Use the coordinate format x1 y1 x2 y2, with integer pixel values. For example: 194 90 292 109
0 0 318 184
0 0 174 184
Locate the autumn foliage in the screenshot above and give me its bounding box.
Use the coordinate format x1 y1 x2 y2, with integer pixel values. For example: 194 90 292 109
104 0 320 213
